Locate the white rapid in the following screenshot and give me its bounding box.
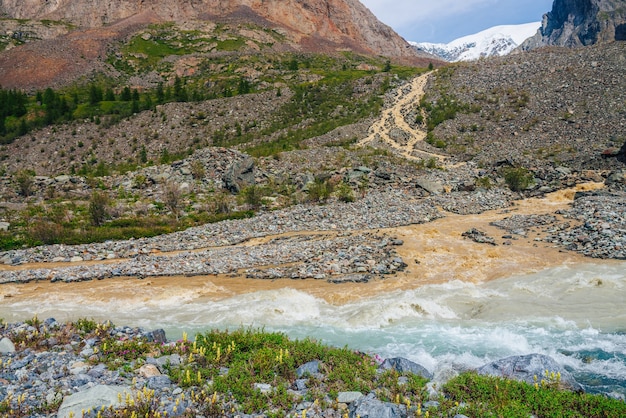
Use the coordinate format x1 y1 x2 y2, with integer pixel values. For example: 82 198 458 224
2 261 625 396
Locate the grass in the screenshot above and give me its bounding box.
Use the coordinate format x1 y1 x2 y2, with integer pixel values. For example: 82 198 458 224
2 321 625 417
0 210 254 251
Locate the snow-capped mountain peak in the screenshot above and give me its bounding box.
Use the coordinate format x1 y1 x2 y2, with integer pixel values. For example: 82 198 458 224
412 22 540 62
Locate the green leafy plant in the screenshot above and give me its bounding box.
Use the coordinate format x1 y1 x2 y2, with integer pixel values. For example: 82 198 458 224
503 167 534 192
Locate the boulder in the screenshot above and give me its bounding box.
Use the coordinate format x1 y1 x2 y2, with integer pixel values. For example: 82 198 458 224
380 357 433 380
147 375 172 390
57 385 132 418
605 170 626 190
350 393 407 418
223 157 255 193
337 391 363 404
296 360 320 378
138 364 161 378
143 329 167 344
0 337 15 354
415 178 444 195
477 354 583 392
461 228 496 245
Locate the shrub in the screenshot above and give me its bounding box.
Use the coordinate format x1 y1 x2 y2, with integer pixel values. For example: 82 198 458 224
163 181 183 219
190 160 206 180
89 190 110 226
15 169 35 197
240 185 263 210
503 167 534 192
29 220 64 245
335 182 355 203
307 178 333 203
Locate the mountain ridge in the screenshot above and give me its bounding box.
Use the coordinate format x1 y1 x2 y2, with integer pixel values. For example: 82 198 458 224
0 0 436 89
0 0 418 59
520 0 626 50
412 22 540 62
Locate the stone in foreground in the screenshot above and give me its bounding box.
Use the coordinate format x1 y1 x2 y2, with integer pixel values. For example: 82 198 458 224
380 357 433 380
477 353 583 392
57 385 132 418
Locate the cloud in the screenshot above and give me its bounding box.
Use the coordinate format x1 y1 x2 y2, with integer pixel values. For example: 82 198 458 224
361 0 498 28
360 0 551 43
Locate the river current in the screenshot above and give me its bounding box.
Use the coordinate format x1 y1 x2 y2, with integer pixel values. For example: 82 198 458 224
1 261 625 397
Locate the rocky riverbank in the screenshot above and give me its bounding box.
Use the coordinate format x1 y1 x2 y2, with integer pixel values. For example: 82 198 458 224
0 319 594 418
1 184 625 285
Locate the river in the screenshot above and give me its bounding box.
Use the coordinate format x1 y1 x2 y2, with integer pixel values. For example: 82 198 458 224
1 260 625 398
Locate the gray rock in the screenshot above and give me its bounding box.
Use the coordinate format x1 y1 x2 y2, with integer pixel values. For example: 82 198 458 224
57 385 132 418
254 383 272 394
223 157 255 193
380 357 433 380
415 178 444 195
294 379 308 391
477 354 583 392
0 222 9 231
462 228 496 246
54 175 71 183
605 170 626 188
149 354 182 372
337 391 363 404
144 329 167 344
296 360 320 378
147 375 172 389
0 337 15 354
350 393 406 418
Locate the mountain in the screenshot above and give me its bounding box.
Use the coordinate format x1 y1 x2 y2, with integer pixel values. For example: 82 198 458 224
520 0 626 50
0 0 430 89
412 22 540 62
0 0 416 58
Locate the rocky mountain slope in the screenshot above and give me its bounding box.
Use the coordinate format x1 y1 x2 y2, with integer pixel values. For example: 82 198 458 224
2 0 407 54
0 0 435 90
420 42 626 176
412 22 540 62
520 0 626 49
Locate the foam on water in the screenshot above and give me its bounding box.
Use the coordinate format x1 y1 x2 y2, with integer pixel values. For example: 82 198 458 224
1 261 625 395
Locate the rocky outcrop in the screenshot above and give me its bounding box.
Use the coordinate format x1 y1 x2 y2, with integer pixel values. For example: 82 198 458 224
478 354 584 392
520 0 626 50
0 0 418 60
380 357 433 380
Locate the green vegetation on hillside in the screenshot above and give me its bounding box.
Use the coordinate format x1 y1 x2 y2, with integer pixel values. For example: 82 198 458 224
0 21 428 250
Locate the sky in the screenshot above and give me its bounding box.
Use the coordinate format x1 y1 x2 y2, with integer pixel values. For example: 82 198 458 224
360 0 554 44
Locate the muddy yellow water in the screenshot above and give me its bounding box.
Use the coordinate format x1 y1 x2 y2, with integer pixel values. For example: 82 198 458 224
0 183 606 307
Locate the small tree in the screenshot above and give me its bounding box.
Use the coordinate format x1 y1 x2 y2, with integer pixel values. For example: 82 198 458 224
15 169 35 197
190 160 206 180
307 178 333 203
88 84 103 105
240 185 263 210
503 167 534 192
163 181 183 219
212 191 232 214
383 59 391 72
89 191 109 226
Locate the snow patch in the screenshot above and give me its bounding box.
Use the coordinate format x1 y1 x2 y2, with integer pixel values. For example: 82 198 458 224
412 22 540 62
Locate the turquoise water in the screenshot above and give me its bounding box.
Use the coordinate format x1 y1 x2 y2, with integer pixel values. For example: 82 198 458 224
2 262 625 397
